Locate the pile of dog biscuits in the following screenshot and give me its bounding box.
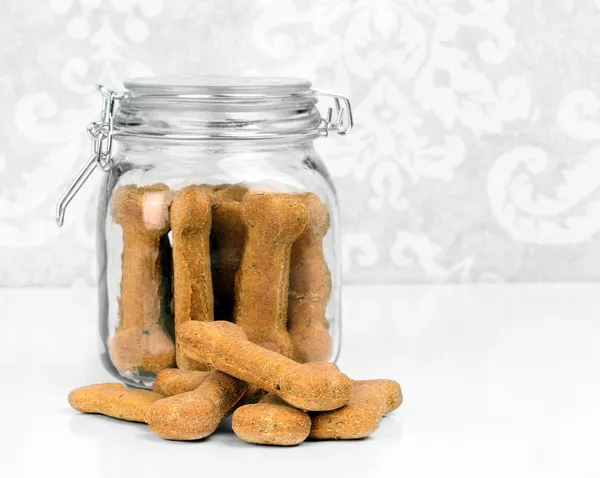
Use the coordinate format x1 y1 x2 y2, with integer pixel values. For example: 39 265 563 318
69 184 402 445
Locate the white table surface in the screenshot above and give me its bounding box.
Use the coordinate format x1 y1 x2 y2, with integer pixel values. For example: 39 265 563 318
1 284 599 478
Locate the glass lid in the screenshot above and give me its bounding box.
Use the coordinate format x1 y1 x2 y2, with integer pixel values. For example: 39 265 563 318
124 76 312 96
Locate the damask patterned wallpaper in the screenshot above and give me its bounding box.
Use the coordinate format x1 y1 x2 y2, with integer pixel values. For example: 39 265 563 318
1 0 600 285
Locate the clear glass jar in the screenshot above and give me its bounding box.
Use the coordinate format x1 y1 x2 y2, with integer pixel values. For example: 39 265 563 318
57 76 353 388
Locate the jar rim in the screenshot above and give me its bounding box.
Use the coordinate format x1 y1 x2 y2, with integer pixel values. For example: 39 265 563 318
124 75 312 97
110 76 351 142
115 75 323 141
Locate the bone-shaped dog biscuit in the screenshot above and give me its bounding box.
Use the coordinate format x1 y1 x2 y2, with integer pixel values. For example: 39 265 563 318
170 186 214 371
233 393 311 446
234 192 309 357
288 193 333 362
69 383 164 422
211 184 248 322
310 379 402 439
178 320 351 411
110 184 176 373
146 371 247 440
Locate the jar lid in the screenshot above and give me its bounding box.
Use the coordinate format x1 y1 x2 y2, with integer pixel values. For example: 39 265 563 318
113 75 342 142
124 75 312 97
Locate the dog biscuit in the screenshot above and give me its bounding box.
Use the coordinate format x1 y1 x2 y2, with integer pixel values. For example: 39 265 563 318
69 383 163 422
211 184 248 322
178 320 351 411
234 192 309 357
171 186 214 371
233 393 311 446
288 193 333 362
146 371 247 440
110 184 176 373
310 379 402 439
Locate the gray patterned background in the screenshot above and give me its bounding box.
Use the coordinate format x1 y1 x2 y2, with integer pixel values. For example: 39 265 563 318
2 0 600 285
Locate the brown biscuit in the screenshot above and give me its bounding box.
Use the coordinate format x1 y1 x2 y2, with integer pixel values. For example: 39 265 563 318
234 192 309 357
110 184 176 374
177 320 352 411
288 193 333 362
170 186 214 371
68 383 163 422
152 368 212 397
233 393 311 446
145 371 248 440
211 184 248 322
310 379 402 439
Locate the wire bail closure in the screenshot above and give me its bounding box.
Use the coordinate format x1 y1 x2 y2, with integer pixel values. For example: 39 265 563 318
55 85 123 227
55 84 353 227
314 90 354 137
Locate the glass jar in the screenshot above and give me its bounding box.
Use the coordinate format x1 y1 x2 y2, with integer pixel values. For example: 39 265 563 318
56 76 353 388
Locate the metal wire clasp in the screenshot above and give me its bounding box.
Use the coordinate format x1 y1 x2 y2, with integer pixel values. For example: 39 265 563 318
55 85 124 227
314 91 354 137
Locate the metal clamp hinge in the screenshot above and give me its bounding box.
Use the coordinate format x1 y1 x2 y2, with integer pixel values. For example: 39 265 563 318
55 85 124 227
314 90 354 137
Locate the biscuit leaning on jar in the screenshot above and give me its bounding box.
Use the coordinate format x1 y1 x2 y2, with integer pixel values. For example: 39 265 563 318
170 186 214 371
177 320 352 411
288 193 333 363
234 192 309 357
110 184 176 374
